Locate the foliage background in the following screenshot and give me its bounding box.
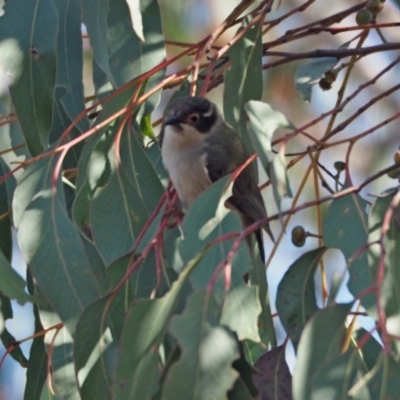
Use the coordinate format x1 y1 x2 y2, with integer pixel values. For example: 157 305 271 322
0 0 400 399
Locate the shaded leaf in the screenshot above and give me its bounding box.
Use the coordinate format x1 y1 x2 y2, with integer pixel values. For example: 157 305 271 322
354 328 382 371
114 255 201 400
323 191 374 311
310 350 366 400
253 345 292 400
224 18 262 151
367 189 400 353
74 295 117 400
276 247 326 348
90 126 164 265
0 0 58 155
83 0 165 88
293 302 353 400
348 353 400 399
163 290 239 400
0 159 13 261
24 273 47 400
52 0 88 135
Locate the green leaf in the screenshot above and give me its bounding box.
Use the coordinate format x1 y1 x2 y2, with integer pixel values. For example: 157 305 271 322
0 249 32 304
0 294 28 367
323 191 374 311
0 0 58 155
269 147 292 214
367 190 400 350
348 353 400 399
310 350 366 400
248 246 277 348
114 255 200 400
244 100 294 174
220 285 261 342
163 290 239 400
0 159 13 261
82 0 165 88
276 247 326 348
52 0 88 135
15 157 99 333
354 328 382 371
90 127 164 266
179 176 252 295
253 345 292 400
74 295 117 400
24 274 47 400
293 302 353 400
224 18 263 151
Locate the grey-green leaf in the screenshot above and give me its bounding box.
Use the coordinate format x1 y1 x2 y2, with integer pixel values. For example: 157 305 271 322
276 247 325 349
164 290 239 400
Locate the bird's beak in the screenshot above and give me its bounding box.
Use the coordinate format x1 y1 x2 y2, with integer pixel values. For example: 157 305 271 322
163 115 183 129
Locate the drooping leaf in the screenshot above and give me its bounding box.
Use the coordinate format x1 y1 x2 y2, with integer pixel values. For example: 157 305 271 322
248 244 277 348
224 18 263 151
15 157 99 334
245 100 294 174
269 146 292 214
179 176 251 295
52 0 88 135
348 353 400 399
0 293 28 367
83 0 165 88
125 0 145 42
323 191 374 311
74 295 118 400
310 350 366 400
220 285 261 342
354 328 382 372
0 159 13 261
253 345 292 400
367 189 400 356
293 302 353 400
24 273 47 400
276 247 326 349
90 126 164 266
0 0 58 155
0 249 32 304
163 290 239 400
114 255 202 400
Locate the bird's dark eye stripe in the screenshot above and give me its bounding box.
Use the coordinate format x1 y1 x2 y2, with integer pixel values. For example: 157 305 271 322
196 112 217 133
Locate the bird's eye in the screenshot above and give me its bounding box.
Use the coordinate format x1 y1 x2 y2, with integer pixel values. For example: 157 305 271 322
189 114 200 123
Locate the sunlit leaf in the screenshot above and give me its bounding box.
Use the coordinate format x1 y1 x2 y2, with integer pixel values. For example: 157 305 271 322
245 100 295 174
221 285 261 342
164 290 239 400
0 0 58 155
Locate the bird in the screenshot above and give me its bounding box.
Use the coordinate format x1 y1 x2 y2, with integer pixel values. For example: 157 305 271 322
159 96 273 262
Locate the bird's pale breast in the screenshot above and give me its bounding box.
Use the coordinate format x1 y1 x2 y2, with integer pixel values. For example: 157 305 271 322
161 125 211 210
